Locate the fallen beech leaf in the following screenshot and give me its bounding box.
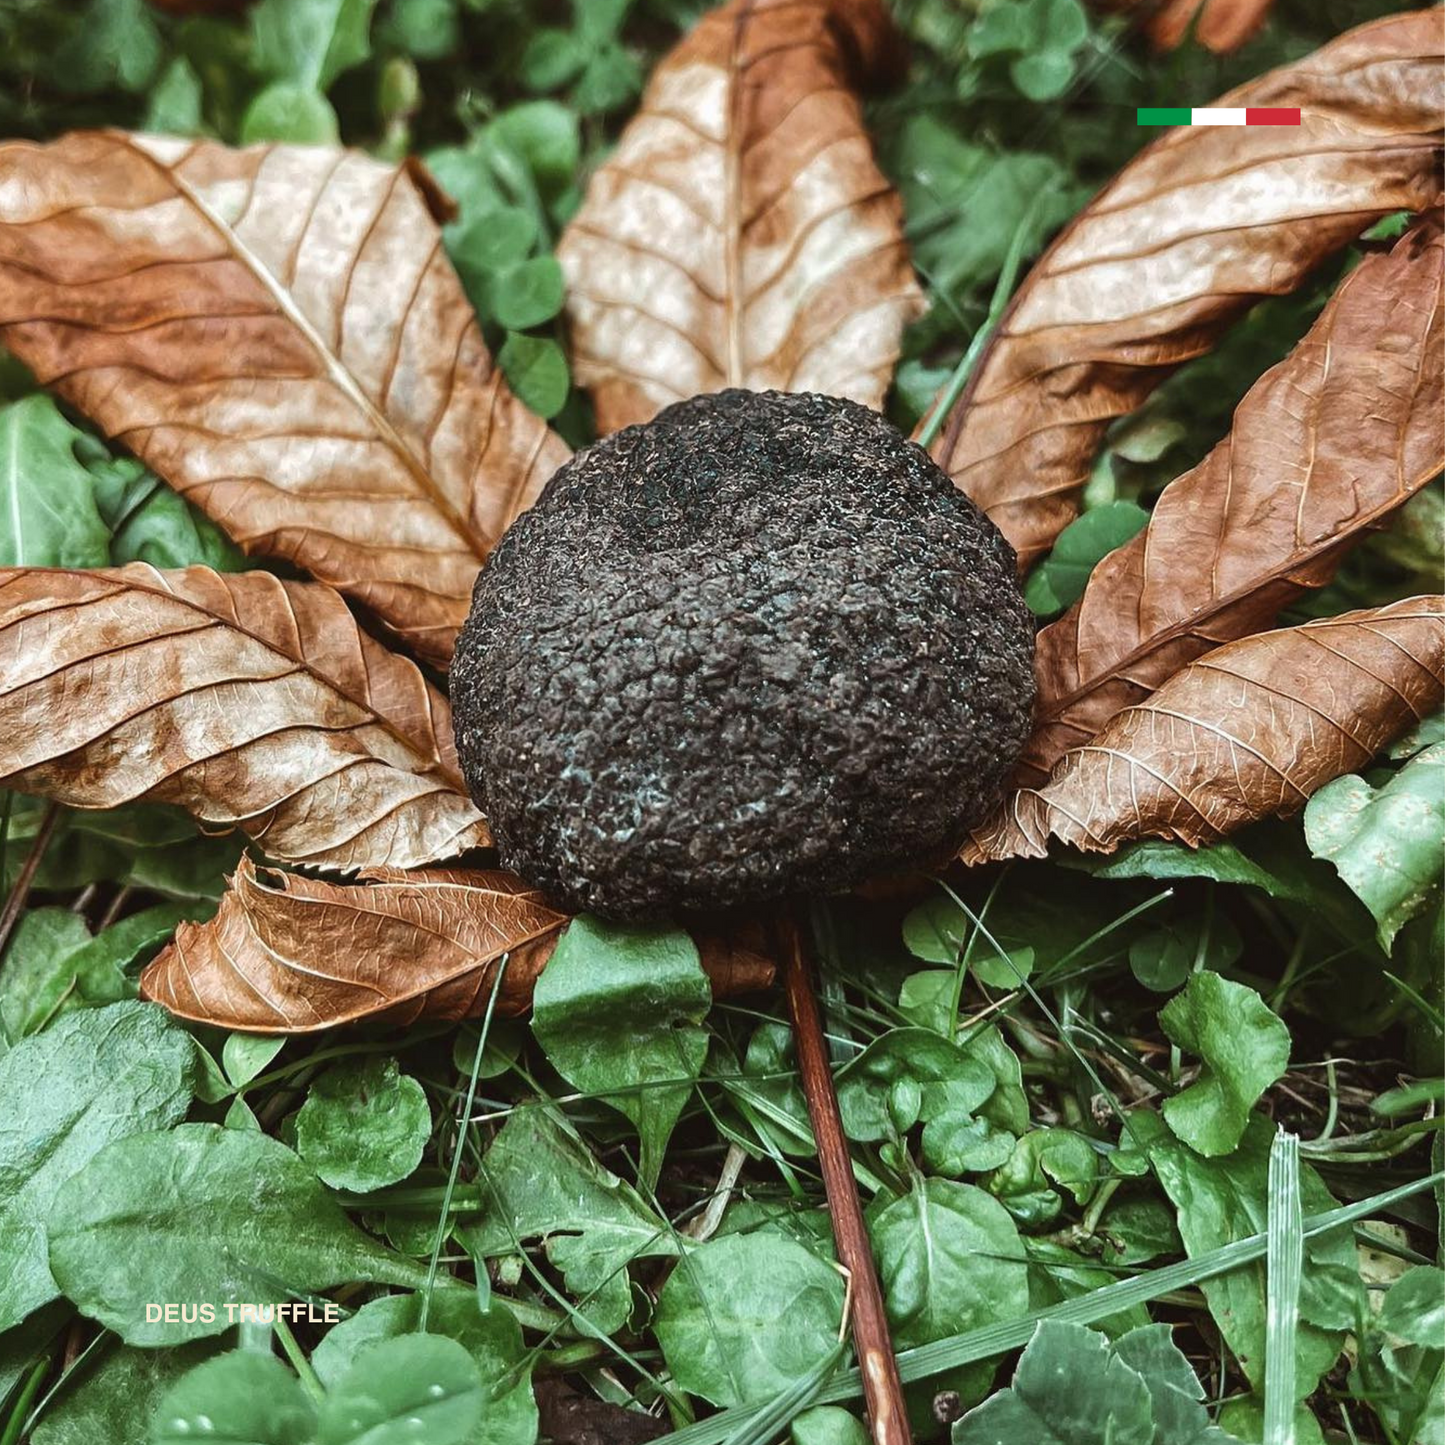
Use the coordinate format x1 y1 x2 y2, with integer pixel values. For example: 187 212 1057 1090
1104 0 1275 53
965 597 1445 862
1020 216 1445 785
139 858 775 1032
923 12 1444 569
556 0 923 434
0 133 569 666
0 565 487 870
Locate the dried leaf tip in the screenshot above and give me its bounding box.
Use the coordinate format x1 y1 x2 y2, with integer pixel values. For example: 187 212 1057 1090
557 0 924 435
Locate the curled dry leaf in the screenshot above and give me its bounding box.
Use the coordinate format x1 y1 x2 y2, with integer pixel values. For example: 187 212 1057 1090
0 565 487 870
140 857 776 1032
557 0 923 434
1020 215 1445 786
965 597 1445 863
0 132 570 667
924 11 1444 569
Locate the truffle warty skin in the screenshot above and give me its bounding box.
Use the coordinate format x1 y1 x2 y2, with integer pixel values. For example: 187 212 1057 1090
450 390 1036 920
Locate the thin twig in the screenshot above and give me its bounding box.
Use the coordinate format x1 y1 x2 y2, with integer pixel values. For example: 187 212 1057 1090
0 801 60 961
779 904 911 1445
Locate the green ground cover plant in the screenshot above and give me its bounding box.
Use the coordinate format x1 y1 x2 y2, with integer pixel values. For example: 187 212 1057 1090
0 2 1440 1443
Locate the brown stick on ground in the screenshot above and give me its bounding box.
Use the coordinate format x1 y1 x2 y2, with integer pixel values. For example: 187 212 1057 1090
0 801 60 960
779 905 912 1445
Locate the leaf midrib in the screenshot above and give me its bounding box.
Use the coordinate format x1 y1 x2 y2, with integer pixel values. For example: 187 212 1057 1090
119 135 484 564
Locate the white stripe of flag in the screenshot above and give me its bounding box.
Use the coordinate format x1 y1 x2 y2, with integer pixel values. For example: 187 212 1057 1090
1189 108 1248 125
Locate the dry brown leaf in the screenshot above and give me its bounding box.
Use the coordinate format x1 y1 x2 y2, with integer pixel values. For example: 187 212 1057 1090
965 597 1445 863
923 11 1444 570
556 0 923 434
1104 0 1275 53
0 132 570 666
139 857 776 1032
1019 215 1445 786
0 564 487 870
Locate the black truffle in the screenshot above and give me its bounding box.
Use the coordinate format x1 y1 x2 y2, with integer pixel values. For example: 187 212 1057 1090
451 390 1035 919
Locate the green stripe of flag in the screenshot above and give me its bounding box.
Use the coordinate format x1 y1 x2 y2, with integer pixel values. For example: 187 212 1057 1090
1137 107 1191 125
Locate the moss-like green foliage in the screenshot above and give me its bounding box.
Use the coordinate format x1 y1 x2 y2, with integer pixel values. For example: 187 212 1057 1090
452 390 1035 918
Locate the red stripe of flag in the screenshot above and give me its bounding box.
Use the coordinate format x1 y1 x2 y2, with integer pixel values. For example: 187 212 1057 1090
1245 107 1301 125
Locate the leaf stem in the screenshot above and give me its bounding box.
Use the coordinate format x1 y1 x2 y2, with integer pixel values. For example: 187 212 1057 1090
0 1358 49 1445
273 1317 325 1405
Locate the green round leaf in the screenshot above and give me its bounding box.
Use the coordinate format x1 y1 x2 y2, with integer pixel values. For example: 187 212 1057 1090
488 102 580 193
296 1056 432 1193
571 44 643 115
316 1334 484 1445
869 1179 1029 1365
498 333 569 419
986 1128 1099 1227
460 1105 671 1336
791 1407 869 1445
1127 914 1242 994
519 28 585 91
150 1351 315 1445
452 208 538 276
655 1233 844 1407
144 57 205 137
249 0 377 91
241 82 340 144
1377 1265 1445 1347
489 256 566 331
30 1341 217 1445
952 1321 1154 1445
1041 0 1089 50
967 3 1031 57
385 0 458 61
1011 49 1076 102
900 893 1036 989
837 1028 994 1144
313 1290 536 1445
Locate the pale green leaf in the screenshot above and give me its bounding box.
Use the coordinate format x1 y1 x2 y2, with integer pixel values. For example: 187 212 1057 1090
1305 745 1445 951
313 1291 537 1445
1159 974 1290 1156
655 1233 844 1408
316 1335 483 1445
0 395 110 569
296 1056 432 1193
0 1001 194 1330
531 917 710 1187
48 1124 426 1345
150 1351 315 1445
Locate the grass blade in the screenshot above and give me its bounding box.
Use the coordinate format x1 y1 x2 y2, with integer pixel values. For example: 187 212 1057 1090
1264 1129 1303 1445
720 1340 846 1445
